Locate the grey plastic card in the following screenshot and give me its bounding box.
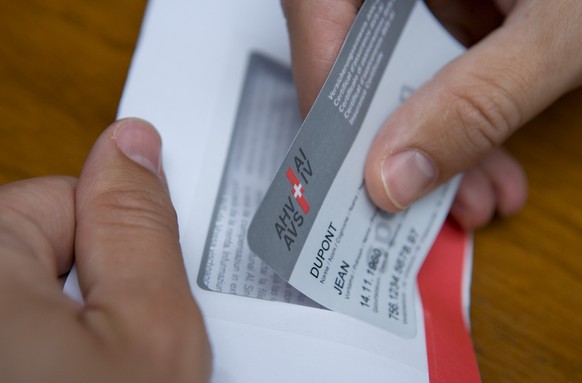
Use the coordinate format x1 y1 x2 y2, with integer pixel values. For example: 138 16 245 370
248 0 463 337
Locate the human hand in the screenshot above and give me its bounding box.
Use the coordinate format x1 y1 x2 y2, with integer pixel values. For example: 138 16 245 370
0 119 210 382
282 0 582 229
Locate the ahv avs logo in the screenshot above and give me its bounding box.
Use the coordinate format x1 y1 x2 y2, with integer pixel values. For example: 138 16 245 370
275 147 312 251
286 167 310 214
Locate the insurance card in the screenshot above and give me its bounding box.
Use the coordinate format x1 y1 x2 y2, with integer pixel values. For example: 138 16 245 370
248 0 463 338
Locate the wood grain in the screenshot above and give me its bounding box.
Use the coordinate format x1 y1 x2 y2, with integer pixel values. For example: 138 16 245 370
1 1 580 381
0 0 144 183
472 90 582 382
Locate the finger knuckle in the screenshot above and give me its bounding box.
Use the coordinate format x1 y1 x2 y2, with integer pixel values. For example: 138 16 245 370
0 205 46 255
90 187 177 235
449 75 521 152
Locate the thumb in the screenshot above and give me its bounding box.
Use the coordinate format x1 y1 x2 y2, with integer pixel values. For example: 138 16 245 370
365 1 582 211
74 118 210 379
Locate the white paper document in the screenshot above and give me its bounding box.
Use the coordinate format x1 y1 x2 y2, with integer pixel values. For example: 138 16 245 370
65 1 481 382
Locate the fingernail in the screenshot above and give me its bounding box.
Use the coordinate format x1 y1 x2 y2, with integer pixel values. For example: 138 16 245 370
381 151 437 209
113 119 162 175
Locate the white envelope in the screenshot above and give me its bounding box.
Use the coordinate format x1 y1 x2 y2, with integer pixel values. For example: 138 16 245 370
65 1 479 381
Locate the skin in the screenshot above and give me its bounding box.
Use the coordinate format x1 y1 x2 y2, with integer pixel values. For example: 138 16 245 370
281 0 582 229
0 119 211 382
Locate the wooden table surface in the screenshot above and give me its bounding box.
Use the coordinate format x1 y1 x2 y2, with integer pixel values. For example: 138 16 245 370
1 1 580 382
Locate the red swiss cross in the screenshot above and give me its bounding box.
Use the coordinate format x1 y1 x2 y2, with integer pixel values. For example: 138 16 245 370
286 167 310 214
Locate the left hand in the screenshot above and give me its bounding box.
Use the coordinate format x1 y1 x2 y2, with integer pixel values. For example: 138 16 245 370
0 118 211 383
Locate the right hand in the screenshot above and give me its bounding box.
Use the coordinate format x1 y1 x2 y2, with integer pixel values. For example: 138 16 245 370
0 119 211 382
282 0 582 229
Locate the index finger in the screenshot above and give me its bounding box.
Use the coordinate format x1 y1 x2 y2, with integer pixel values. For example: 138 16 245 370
282 0 362 116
